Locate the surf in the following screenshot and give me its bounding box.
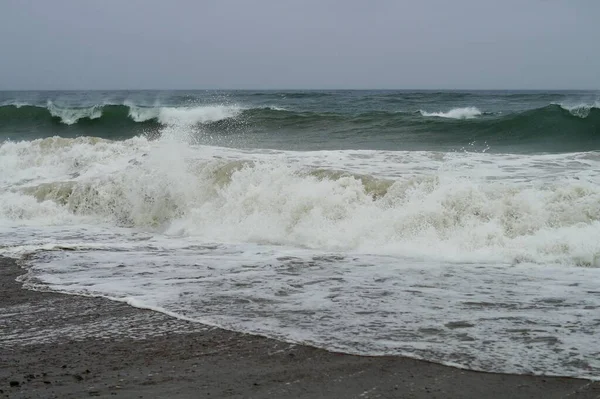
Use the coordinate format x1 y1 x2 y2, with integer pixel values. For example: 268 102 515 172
1 135 600 380
2 136 599 267
419 106 483 119
1 101 599 153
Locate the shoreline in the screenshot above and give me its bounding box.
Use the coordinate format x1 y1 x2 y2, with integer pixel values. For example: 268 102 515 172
1 256 598 398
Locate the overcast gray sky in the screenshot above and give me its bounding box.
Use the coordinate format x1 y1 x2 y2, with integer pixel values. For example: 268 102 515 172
0 0 598 90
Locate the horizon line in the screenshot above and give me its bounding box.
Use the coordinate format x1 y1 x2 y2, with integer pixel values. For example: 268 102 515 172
0 88 598 92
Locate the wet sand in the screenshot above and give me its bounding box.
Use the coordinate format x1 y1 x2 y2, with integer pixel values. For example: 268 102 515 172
1 256 598 398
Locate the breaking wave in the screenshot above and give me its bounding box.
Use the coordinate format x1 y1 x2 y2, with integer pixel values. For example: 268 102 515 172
2 134 600 381
1 102 599 152
2 136 600 267
419 106 483 119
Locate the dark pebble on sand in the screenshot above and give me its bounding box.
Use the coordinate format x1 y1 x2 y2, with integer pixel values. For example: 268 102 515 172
9 381 20 387
73 374 84 381
43 381 52 385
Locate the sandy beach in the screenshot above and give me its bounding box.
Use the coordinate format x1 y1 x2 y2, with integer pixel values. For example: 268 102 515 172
1 256 598 398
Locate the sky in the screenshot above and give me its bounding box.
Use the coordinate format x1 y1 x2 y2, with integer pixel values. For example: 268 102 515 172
0 0 599 90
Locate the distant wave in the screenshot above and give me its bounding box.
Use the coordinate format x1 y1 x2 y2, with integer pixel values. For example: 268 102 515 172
1 102 599 152
555 102 600 118
47 101 103 125
249 91 334 99
0 102 286 127
39 102 243 125
127 104 243 125
419 107 483 119
2 101 598 127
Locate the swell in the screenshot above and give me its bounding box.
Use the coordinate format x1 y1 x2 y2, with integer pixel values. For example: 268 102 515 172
1 103 599 152
232 104 600 152
0 104 160 140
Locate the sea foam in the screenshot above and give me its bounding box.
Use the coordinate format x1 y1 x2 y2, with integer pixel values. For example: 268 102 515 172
557 101 600 118
2 136 599 266
420 106 482 119
2 135 600 380
127 104 242 125
46 101 103 125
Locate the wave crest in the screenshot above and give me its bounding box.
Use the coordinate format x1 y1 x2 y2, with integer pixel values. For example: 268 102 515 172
557 102 600 118
127 104 243 125
419 107 482 119
0 103 242 127
1 103 599 152
47 101 103 125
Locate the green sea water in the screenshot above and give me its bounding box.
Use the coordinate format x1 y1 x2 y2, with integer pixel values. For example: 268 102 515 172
1 90 598 152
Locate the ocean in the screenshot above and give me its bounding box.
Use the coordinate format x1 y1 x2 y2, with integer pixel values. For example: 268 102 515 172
1 90 599 379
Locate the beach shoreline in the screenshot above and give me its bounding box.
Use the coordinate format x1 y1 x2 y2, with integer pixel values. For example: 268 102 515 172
1 256 598 399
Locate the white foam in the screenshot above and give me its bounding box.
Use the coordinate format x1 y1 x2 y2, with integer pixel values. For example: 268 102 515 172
557 101 600 118
127 105 159 122
2 137 600 379
0 101 30 108
46 101 103 125
420 107 482 119
14 244 600 380
2 137 600 266
127 105 242 125
265 105 287 111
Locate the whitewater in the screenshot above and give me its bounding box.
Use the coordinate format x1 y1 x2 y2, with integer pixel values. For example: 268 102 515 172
1 90 600 381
